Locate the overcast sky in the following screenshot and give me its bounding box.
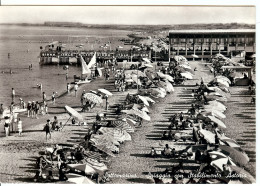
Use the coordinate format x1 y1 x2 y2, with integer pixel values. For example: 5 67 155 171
0 6 256 25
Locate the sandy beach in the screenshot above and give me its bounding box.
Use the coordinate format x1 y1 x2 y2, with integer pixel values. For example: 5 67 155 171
0 59 255 183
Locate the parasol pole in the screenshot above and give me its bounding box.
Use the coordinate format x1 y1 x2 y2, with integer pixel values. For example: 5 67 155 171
60 116 71 131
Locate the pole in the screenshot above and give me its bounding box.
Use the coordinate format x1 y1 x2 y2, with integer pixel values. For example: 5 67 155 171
61 116 71 131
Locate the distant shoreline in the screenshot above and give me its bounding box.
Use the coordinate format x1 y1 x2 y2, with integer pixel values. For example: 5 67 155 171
0 23 255 32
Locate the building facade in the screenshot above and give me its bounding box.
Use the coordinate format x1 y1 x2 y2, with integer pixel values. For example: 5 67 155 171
168 29 255 60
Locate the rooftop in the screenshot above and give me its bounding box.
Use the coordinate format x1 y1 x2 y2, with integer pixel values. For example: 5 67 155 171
169 29 255 34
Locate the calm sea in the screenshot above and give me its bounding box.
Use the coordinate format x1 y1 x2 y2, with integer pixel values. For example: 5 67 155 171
0 25 131 107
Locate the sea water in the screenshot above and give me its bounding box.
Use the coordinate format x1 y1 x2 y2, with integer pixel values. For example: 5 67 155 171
0 25 131 107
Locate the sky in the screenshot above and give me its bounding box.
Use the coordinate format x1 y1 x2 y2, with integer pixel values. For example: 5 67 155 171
0 6 256 25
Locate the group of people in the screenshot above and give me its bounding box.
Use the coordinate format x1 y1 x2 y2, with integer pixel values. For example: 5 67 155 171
43 116 62 141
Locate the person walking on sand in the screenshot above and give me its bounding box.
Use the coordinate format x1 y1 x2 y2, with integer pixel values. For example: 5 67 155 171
0 104 4 120
44 120 51 141
4 119 10 137
67 83 71 94
42 92 47 102
35 101 40 119
52 92 56 105
17 118 22 136
27 101 32 117
11 88 15 102
74 83 78 97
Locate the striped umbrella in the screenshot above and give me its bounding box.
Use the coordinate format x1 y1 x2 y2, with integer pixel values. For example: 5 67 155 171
66 173 96 184
67 164 96 175
83 93 103 104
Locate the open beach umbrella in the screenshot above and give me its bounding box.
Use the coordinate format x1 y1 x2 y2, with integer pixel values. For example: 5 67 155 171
220 138 240 148
145 71 155 80
215 76 232 84
179 64 192 70
192 54 199 58
66 173 96 184
142 58 151 63
229 166 256 184
211 110 226 119
219 145 249 166
64 105 84 122
67 164 96 175
91 134 120 146
180 72 193 79
125 109 151 121
198 129 215 144
144 63 153 68
138 95 150 106
157 72 174 82
215 79 229 87
207 116 226 128
208 151 228 159
98 88 113 96
143 96 155 103
208 100 226 110
125 118 137 126
86 158 108 173
83 93 103 104
211 157 236 171
93 144 116 157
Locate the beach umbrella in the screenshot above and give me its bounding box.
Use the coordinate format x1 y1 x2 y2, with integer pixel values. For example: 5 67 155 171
141 106 150 113
210 110 226 119
144 63 153 68
93 144 117 157
229 166 256 184
83 93 103 104
215 79 229 87
143 96 156 103
125 109 150 121
179 64 192 70
208 100 227 110
211 157 236 171
66 173 96 184
204 106 225 113
215 76 231 84
251 54 256 58
125 118 137 126
132 104 149 113
192 54 199 58
207 116 226 128
91 134 120 146
142 58 151 63
157 72 174 82
220 138 240 148
131 75 142 85
86 159 108 174
125 78 134 83
180 72 193 79
198 129 215 144
64 105 84 122
131 70 146 77
208 151 228 159
67 164 96 175
138 95 150 106
219 145 250 166
98 88 113 96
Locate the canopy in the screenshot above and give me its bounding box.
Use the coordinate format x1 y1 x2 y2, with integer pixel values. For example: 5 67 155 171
64 105 84 122
98 88 113 96
66 173 96 184
83 93 103 104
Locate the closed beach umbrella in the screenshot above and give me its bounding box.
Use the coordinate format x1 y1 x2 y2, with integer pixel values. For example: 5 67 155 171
83 93 103 104
192 54 199 58
138 95 150 106
219 145 250 166
67 164 96 175
98 88 113 96
229 166 256 184
64 105 84 122
211 157 236 171
66 173 96 184
180 72 193 79
207 116 226 128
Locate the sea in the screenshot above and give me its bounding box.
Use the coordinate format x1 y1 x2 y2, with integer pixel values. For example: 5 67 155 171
0 25 132 107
